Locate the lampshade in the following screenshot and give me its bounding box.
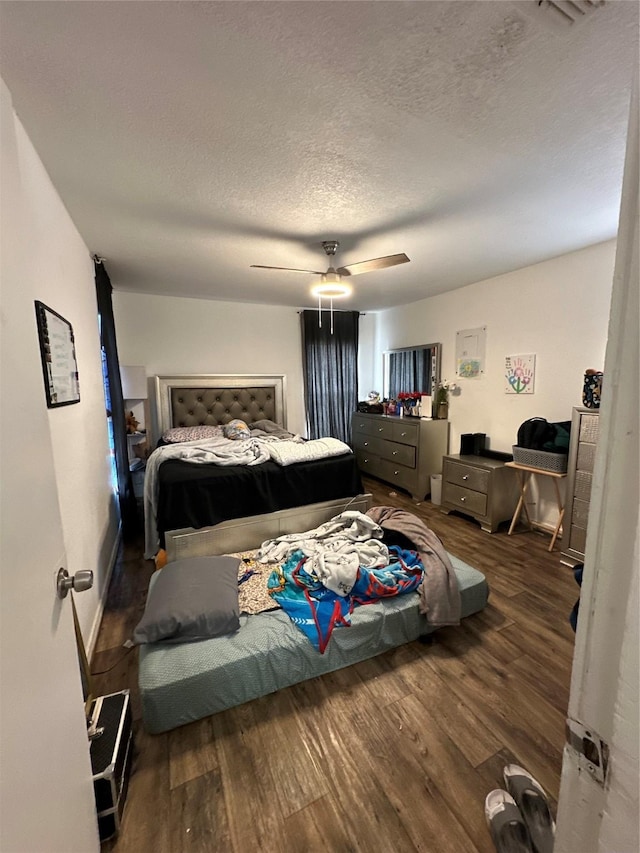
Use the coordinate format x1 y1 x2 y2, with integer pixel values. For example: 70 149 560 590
121 365 148 399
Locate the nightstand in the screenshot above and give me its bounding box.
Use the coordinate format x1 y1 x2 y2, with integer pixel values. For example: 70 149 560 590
441 454 519 533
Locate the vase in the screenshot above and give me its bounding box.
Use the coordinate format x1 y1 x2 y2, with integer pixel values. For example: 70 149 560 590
436 402 448 420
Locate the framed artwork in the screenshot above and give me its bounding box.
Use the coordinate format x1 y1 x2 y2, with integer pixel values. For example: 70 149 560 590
456 326 486 378
34 301 80 408
505 353 536 394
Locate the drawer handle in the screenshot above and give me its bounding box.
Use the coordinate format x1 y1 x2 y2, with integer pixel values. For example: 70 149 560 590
378 428 383 432
392 451 397 456
363 458 369 463
364 442 369 447
462 475 468 480
460 496 466 502
400 432 407 437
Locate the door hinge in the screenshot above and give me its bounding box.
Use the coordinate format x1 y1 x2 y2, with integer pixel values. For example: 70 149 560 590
566 717 609 785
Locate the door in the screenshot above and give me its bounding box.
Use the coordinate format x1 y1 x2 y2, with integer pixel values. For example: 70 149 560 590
0 79 99 853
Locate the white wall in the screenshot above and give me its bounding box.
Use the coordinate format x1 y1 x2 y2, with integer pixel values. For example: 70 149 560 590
113 292 308 436
6 106 119 650
372 241 616 528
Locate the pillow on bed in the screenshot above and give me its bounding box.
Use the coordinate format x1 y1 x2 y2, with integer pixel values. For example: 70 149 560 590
133 556 241 644
161 425 222 444
223 418 250 440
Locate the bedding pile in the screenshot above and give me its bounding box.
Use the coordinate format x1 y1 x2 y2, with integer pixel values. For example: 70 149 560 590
256 509 460 652
266 546 423 653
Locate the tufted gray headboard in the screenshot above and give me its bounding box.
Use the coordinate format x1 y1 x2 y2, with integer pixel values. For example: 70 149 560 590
153 374 286 440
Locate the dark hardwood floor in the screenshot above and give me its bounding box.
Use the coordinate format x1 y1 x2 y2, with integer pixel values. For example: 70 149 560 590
96 476 578 852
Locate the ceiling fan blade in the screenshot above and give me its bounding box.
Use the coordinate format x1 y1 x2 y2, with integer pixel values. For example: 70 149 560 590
250 265 324 274
337 253 410 277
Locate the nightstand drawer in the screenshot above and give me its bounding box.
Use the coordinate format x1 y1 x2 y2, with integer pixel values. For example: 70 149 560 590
443 482 488 517
445 461 490 494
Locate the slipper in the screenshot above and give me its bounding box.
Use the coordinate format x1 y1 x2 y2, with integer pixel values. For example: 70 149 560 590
484 789 534 853
503 765 555 853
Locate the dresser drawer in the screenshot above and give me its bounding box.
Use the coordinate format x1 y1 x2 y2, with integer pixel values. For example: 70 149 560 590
379 440 416 468
579 414 600 443
353 434 386 457
443 482 488 517
573 471 593 502
375 458 416 493
391 420 419 446
569 525 587 555
572 497 591 529
355 450 383 478
352 417 377 437
444 461 490 494
576 442 596 473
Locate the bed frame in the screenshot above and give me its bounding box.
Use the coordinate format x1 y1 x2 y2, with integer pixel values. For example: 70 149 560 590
165 493 373 561
151 373 369 554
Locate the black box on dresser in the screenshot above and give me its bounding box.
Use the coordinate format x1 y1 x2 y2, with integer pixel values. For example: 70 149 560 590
89 689 133 842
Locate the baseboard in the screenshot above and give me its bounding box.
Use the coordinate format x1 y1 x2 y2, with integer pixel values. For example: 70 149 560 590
87 521 122 659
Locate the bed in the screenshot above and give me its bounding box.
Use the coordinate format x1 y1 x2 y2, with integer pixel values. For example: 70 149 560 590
145 374 366 557
137 506 490 734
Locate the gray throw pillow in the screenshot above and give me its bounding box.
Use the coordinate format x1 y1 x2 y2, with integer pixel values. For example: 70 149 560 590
133 556 240 644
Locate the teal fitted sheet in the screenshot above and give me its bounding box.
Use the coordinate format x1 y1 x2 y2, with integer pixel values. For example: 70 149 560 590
139 553 488 733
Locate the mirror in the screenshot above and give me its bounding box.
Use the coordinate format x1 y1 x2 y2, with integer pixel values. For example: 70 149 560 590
383 343 441 399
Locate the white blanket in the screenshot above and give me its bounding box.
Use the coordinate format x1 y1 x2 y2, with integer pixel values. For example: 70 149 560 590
257 511 389 597
264 437 352 466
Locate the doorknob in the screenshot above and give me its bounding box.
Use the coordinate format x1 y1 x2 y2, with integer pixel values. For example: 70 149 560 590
56 568 94 599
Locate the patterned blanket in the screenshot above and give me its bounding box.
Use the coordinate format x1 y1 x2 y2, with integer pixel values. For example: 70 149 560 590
268 546 423 653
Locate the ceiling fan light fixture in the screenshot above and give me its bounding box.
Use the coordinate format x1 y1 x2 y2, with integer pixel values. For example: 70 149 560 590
311 273 352 299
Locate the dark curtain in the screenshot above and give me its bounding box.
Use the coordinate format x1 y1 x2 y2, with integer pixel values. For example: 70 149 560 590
94 259 138 538
301 310 359 443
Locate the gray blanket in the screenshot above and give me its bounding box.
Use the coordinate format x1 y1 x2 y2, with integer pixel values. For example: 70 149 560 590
366 506 461 627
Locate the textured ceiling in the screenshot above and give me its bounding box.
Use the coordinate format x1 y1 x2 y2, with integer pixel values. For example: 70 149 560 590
0 1 637 310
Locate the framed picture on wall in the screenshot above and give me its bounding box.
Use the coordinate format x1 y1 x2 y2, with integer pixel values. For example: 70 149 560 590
34 300 80 408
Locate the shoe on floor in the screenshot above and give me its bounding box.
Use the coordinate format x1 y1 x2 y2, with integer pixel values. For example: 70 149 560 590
503 765 555 853
485 789 534 853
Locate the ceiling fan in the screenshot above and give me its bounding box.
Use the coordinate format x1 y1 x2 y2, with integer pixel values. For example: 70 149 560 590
250 240 410 299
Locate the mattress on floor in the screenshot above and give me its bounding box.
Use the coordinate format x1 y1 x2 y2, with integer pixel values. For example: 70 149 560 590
138 553 489 734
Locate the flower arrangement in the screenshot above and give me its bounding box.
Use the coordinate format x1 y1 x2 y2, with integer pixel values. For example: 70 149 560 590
397 391 422 402
436 380 457 405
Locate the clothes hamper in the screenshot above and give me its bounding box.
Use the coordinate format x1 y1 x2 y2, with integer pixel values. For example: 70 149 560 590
89 689 133 842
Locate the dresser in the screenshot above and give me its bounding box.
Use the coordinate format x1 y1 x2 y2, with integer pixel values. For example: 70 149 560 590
561 408 600 568
441 454 519 533
351 413 448 501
